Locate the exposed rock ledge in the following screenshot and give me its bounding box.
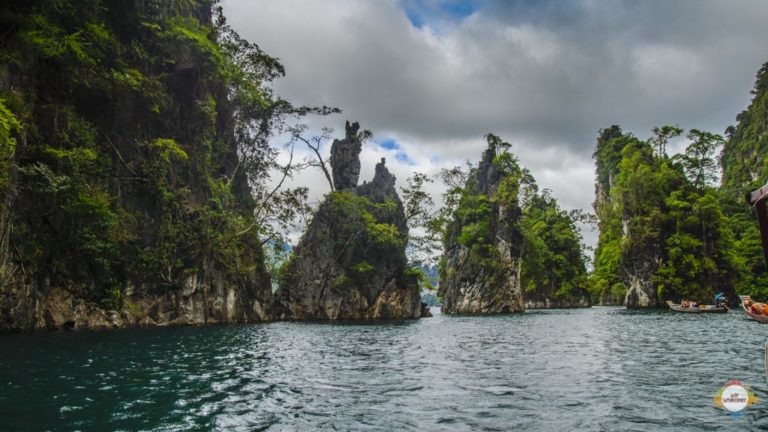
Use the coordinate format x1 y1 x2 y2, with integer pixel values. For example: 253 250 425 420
524 298 591 309
0 272 270 333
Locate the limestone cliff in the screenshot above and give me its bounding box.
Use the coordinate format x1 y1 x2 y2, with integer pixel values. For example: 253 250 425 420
439 142 525 314
591 125 740 308
590 126 634 306
719 60 768 300
721 61 768 195
0 0 273 331
274 123 424 320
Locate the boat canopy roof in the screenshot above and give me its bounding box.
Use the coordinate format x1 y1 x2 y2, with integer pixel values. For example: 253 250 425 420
749 184 768 206
749 183 768 271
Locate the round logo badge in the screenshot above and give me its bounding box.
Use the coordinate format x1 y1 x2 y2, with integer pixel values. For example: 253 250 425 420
720 383 749 412
714 380 758 414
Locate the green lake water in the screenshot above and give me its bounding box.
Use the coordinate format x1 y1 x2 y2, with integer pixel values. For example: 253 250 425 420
1 306 767 431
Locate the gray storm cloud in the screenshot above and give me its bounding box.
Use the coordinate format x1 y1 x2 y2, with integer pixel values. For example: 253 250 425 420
221 0 768 247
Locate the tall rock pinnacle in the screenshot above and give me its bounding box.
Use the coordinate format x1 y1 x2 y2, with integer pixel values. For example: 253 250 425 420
275 122 427 320
329 121 362 190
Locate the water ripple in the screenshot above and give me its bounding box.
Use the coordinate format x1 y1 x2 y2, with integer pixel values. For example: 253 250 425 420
1 307 768 430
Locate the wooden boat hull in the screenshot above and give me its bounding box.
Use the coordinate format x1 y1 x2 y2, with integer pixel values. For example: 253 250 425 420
665 301 728 313
765 342 768 385
740 296 768 323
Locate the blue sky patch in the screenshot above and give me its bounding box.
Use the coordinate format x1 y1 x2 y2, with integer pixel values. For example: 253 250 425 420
404 8 425 28
439 0 481 18
401 0 485 28
395 151 415 165
376 138 416 165
379 138 400 151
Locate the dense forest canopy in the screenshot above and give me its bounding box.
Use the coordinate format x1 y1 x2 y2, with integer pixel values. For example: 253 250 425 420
721 62 768 196
0 0 333 310
590 60 768 307
1 0 768 323
437 134 589 308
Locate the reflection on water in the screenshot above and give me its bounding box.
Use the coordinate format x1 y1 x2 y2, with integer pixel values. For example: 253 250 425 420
1 307 767 431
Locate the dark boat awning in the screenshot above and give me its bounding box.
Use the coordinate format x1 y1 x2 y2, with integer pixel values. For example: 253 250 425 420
748 184 768 206
749 183 768 271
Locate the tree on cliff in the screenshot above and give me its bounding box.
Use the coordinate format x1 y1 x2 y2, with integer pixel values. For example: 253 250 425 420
438 134 589 313
675 129 723 190
719 60 768 299
275 126 425 320
591 127 741 307
721 60 768 195
649 125 683 158
0 0 331 328
521 189 589 306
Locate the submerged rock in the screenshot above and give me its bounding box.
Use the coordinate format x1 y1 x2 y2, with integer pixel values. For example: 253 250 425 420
275 123 424 320
420 302 433 317
439 143 525 314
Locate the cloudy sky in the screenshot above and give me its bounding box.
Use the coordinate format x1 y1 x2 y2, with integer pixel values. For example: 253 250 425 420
221 0 768 248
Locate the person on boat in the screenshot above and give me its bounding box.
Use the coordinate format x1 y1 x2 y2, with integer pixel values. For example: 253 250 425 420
714 292 726 307
745 299 768 315
690 300 698 308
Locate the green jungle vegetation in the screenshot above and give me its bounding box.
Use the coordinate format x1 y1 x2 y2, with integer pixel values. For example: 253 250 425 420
591 61 768 304
0 0 333 307
0 0 767 311
436 135 590 304
277 190 411 296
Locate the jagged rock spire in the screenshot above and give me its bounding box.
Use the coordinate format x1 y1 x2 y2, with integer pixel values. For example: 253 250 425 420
274 122 425 320
329 121 362 190
372 158 395 189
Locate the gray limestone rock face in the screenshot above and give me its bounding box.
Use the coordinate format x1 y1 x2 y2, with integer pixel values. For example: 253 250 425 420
0 1 276 334
329 121 362 190
0 265 272 333
438 145 525 314
356 158 400 210
275 125 425 320
622 237 661 309
524 296 591 309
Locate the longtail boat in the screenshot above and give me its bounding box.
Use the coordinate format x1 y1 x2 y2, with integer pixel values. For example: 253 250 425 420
743 184 768 323
666 301 727 313
740 295 768 323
